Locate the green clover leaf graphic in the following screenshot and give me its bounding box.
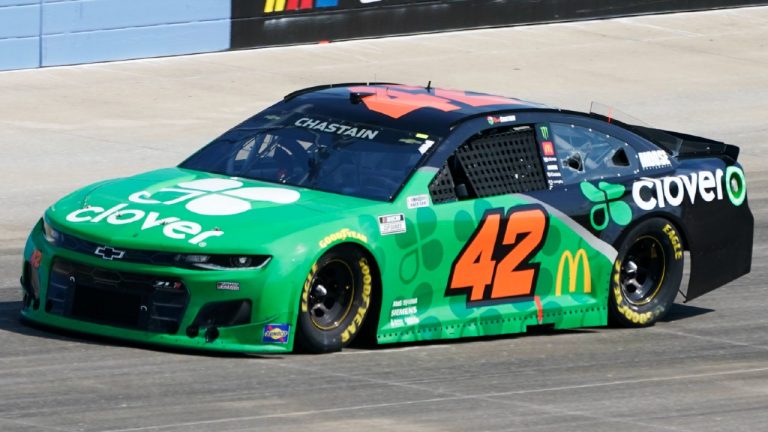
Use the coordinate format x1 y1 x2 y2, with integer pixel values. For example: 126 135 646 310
580 181 632 231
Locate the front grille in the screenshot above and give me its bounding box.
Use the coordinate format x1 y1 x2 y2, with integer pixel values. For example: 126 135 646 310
57 233 181 266
47 258 189 334
54 231 270 270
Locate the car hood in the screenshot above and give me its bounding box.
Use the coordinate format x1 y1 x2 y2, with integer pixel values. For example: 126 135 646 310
46 167 376 253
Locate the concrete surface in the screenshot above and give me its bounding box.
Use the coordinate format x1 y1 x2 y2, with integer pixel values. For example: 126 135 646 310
1 6 767 432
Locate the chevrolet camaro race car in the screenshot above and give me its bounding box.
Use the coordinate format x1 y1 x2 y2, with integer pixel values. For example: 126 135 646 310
20 83 753 353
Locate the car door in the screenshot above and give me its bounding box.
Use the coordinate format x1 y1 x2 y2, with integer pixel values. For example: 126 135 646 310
378 115 619 343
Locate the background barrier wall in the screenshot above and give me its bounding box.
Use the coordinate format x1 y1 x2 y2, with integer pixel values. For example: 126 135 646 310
1 0 230 71
230 0 768 48
0 0 40 70
0 0 765 71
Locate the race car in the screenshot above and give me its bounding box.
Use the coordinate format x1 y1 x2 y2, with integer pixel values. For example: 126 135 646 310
20 83 753 353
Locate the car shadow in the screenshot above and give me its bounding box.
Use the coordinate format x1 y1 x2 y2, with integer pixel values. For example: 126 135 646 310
661 302 714 322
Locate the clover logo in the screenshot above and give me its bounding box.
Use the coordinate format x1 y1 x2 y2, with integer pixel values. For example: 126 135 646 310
129 178 301 216
580 181 632 231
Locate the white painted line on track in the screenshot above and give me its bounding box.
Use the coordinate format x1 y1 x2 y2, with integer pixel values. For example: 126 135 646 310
650 327 768 351
100 366 768 432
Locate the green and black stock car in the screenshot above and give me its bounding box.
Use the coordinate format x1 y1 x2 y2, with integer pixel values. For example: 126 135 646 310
20 83 753 353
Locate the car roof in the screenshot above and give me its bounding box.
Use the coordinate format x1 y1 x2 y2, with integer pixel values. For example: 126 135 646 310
277 83 552 137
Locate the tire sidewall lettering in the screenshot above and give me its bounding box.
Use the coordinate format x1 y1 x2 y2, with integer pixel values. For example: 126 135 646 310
340 258 372 343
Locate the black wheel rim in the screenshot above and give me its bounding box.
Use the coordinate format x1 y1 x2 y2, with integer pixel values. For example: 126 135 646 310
619 235 666 306
307 260 355 330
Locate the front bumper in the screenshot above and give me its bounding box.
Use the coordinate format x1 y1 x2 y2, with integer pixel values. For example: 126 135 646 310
20 221 297 354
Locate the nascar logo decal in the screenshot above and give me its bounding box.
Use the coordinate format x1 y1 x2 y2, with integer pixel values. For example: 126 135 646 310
264 0 388 13
264 0 338 13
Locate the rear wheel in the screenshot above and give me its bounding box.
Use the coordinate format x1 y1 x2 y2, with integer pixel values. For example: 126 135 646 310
609 218 684 327
296 246 374 353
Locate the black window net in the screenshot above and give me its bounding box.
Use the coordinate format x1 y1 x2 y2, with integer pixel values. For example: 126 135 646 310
429 126 547 203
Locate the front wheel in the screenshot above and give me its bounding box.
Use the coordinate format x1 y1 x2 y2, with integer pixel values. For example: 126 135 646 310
296 246 374 353
609 218 684 327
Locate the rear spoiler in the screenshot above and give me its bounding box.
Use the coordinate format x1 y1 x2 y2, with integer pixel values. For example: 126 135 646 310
627 125 740 162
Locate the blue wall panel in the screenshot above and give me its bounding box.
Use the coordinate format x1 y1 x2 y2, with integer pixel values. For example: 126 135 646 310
0 0 40 70
42 20 230 66
0 37 40 71
41 0 230 67
42 0 230 33
0 2 40 38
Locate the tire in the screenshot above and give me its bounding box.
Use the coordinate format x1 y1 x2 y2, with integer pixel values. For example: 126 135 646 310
609 218 684 327
296 245 374 353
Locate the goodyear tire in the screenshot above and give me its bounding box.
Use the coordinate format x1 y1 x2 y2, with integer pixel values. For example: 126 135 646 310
609 218 684 327
296 245 374 353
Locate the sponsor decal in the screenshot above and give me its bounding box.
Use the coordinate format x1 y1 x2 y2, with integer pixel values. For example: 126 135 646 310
486 115 516 125
543 156 557 163
294 117 379 140
341 258 373 343
539 125 550 140
632 168 744 210
638 150 672 170
406 194 430 209
725 166 747 206
548 179 565 189
318 228 368 248
541 141 555 157
389 297 419 328
580 181 632 231
417 140 435 155
556 249 591 296
663 224 683 260
262 324 290 343
94 246 126 261
129 179 300 216
378 213 406 235
64 179 300 247
546 164 559 172
216 281 240 291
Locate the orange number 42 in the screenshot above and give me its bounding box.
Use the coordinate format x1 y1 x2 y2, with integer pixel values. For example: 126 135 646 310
447 206 549 304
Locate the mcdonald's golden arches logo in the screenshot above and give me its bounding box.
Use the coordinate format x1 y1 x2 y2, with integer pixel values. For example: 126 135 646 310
556 249 591 296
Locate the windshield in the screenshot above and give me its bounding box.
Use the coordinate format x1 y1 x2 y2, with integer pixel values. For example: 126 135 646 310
180 112 437 201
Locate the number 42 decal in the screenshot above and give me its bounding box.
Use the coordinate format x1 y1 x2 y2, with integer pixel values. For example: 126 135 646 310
446 206 549 304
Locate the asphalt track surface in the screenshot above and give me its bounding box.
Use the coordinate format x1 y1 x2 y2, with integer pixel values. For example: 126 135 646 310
1 7 767 432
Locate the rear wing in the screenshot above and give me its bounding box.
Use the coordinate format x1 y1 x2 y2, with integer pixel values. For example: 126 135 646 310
627 125 740 162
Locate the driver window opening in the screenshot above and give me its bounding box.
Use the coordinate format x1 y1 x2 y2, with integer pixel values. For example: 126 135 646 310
550 123 635 184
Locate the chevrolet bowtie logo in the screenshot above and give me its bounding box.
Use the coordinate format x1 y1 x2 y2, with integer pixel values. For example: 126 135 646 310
94 246 126 260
